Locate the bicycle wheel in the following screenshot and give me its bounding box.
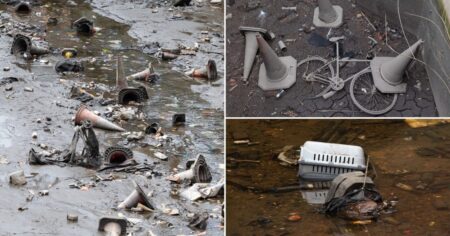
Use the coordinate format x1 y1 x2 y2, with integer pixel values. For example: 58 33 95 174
350 68 398 115
297 56 335 98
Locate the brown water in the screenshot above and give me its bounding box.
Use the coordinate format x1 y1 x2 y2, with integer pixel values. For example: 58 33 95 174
227 120 450 236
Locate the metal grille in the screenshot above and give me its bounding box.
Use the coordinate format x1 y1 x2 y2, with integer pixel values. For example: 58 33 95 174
298 141 366 181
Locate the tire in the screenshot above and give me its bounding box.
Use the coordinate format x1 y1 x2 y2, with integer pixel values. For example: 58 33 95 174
297 56 335 98
350 68 398 115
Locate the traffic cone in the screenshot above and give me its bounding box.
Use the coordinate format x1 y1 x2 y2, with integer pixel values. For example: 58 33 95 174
185 60 218 81
72 17 95 35
14 2 31 14
239 26 273 82
11 34 49 58
98 217 127 235
371 39 424 93
256 35 297 91
168 154 212 184
117 181 154 210
104 146 133 164
118 88 146 105
75 105 125 132
115 56 128 90
126 63 159 82
313 0 343 28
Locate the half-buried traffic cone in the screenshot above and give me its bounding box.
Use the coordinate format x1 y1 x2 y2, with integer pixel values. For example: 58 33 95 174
117 181 154 210
239 26 273 82
313 0 343 28
371 39 424 93
185 60 218 81
75 105 125 132
256 35 297 91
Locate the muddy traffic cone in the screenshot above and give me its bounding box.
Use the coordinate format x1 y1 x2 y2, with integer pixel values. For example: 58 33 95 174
11 34 49 58
117 181 154 210
168 154 212 184
239 26 273 82
313 0 343 28
256 35 297 91
98 217 127 236
14 1 31 14
118 88 146 105
72 17 95 35
371 39 424 93
75 105 125 132
185 60 218 81
104 146 133 164
126 63 159 82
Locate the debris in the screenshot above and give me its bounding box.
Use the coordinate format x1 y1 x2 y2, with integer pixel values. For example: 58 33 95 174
278 40 287 52
395 183 413 192
14 1 32 14
10 34 49 59
161 52 178 60
188 212 209 230
38 190 49 196
154 152 168 161
67 214 78 222
126 132 145 141
32 131 38 139
277 145 298 165
405 120 447 128
172 114 186 126
24 87 33 92
55 59 84 73
173 0 191 7
126 63 159 82
9 170 27 185
145 123 160 134
117 181 155 210
287 212 302 222
62 48 78 58
181 178 224 201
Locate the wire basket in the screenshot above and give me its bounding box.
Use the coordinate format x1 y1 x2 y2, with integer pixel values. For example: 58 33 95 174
297 141 367 181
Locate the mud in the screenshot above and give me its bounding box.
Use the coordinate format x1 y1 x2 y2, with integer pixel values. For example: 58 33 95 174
226 0 437 117
227 120 450 235
0 0 224 235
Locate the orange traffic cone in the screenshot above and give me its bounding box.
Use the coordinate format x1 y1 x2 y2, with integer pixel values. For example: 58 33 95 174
185 60 218 81
371 39 424 93
75 105 125 132
313 0 343 28
104 146 133 164
256 35 297 91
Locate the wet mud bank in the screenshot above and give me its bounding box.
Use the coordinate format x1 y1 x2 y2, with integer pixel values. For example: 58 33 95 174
226 120 450 235
226 0 438 117
0 0 224 235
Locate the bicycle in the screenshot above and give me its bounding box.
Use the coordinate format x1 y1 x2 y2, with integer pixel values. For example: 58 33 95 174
296 36 398 115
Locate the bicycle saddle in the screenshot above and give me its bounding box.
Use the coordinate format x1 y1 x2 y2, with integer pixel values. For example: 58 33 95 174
328 36 345 42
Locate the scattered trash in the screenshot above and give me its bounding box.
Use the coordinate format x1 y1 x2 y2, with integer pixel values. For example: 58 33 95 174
287 212 302 222
161 52 178 60
154 152 168 161
14 1 32 14
277 40 287 52
395 183 414 192
172 114 185 126
126 63 159 82
103 146 133 165
62 48 78 58
67 214 78 222
98 216 127 235
9 170 27 185
181 178 224 201
117 181 154 210
277 145 298 165
173 0 191 7
324 171 383 220
55 59 84 73
168 154 212 184
188 212 209 230
38 190 49 196
10 34 49 59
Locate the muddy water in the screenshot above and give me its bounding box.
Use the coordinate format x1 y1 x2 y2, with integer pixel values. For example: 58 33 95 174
0 1 223 235
227 120 450 235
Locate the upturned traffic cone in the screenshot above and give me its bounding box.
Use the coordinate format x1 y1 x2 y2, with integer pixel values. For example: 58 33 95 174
11 34 49 58
371 39 424 93
239 26 273 82
256 35 297 91
313 0 343 28
117 181 154 210
185 60 218 81
98 217 127 236
14 1 31 14
75 105 125 132
104 146 133 164
72 17 95 35
168 154 212 184
118 88 146 105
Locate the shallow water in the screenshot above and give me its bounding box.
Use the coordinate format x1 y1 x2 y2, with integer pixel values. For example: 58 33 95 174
227 120 450 235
